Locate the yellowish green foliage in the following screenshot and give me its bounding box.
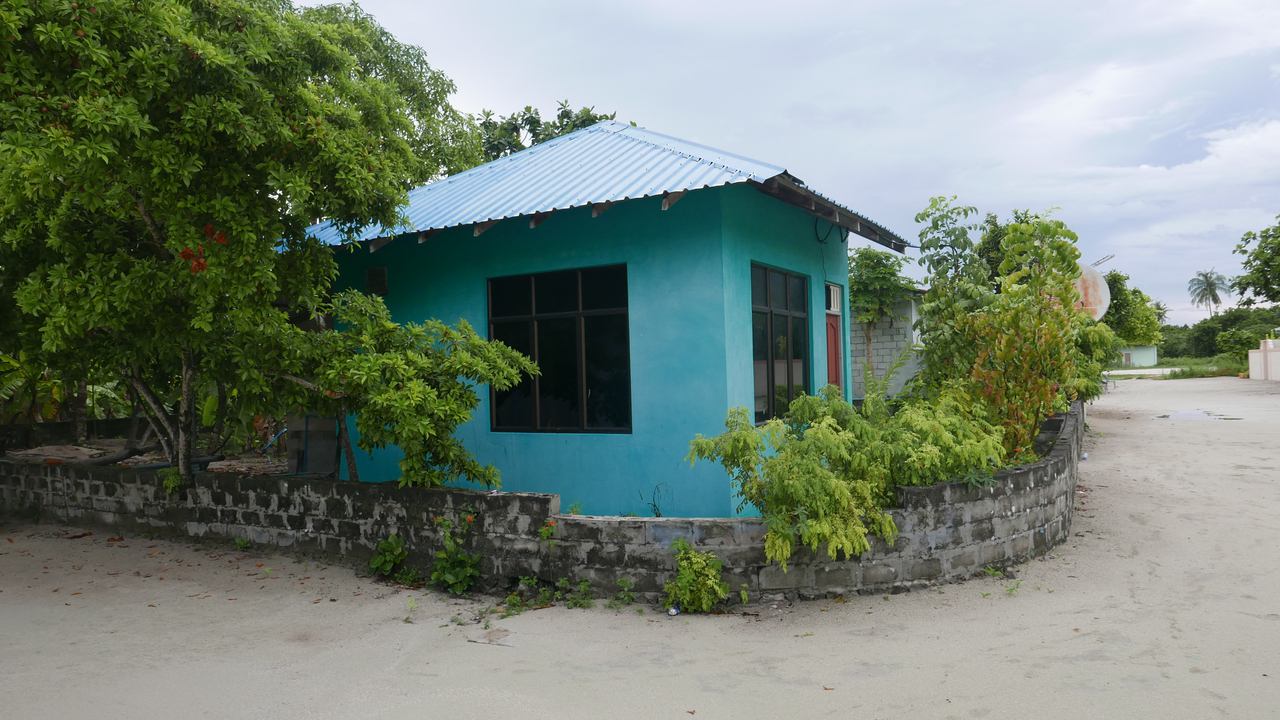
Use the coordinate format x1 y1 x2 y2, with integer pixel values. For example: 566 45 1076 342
688 382 1002 569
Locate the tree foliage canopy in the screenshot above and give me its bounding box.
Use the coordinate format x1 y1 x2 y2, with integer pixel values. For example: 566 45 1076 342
847 246 916 371
0 0 525 484
1233 214 1280 306
306 291 536 487
476 100 615 163
1099 271 1162 346
1188 269 1230 317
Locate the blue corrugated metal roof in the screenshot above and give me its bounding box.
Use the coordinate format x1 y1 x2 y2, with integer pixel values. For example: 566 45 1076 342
307 120 904 250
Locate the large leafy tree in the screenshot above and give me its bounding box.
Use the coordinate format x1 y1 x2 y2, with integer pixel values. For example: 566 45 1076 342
847 247 915 374
0 0 483 480
1233 214 1280 306
914 198 1113 457
476 100 615 162
303 292 536 486
1099 271 1162 346
1188 269 1230 317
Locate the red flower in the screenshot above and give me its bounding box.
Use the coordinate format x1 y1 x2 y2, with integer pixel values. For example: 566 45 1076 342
189 258 208 274
202 223 214 238
213 231 228 245
179 247 195 261
464 514 475 524
546 520 557 527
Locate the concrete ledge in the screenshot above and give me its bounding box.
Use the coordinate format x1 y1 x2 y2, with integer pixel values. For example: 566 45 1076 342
0 403 1083 600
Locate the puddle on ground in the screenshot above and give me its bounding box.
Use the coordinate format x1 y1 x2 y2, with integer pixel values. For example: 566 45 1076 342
1154 409 1243 421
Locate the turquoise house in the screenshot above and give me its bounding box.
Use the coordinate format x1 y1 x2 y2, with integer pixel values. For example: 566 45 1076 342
313 121 905 517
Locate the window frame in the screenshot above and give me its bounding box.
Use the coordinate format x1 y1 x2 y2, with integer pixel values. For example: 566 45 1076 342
487 264 632 434
751 263 811 422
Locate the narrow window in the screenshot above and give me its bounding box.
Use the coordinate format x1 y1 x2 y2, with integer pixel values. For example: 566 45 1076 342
751 264 810 421
488 265 631 432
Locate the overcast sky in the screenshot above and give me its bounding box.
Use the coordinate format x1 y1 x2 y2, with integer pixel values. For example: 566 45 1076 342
337 0 1280 325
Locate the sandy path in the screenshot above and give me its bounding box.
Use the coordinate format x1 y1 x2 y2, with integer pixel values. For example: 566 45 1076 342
2 377 1278 719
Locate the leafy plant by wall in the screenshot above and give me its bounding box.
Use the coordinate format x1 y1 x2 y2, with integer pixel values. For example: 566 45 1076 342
430 516 480 595
689 382 1003 568
663 539 729 613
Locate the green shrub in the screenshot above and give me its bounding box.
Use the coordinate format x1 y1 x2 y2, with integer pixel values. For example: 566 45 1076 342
606 578 636 609
689 383 1002 568
557 578 595 609
158 467 183 495
663 539 729 613
370 533 409 577
430 517 480 595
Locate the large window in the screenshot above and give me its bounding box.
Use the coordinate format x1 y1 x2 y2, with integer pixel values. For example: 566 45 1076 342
488 265 631 433
752 264 809 421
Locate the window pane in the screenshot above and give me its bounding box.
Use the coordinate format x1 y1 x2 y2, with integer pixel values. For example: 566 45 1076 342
788 275 807 312
534 270 578 314
751 266 767 307
752 312 769 422
584 314 631 429
490 275 531 317
491 321 534 427
772 311 790 413
768 270 786 310
536 318 580 428
581 265 627 310
790 316 808 401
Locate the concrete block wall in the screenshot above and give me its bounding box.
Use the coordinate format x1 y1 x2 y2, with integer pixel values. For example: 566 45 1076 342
0 403 1083 600
850 298 920 396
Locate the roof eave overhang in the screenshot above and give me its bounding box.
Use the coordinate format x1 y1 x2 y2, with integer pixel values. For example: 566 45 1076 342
752 175 906 253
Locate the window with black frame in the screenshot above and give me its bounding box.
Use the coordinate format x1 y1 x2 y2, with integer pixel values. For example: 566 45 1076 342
488 265 631 432
751 264 809 421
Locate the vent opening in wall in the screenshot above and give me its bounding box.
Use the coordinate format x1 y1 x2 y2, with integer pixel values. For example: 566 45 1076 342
366 266 388 296
825 284 842 314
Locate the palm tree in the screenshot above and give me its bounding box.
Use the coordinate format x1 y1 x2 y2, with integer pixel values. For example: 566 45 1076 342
1151 300 1169 323
1188 270 1229 316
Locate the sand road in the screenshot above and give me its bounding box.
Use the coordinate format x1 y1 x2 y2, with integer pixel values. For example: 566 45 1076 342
2 377 1278 719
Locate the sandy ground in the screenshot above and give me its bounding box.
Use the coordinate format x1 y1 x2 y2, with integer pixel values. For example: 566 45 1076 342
2 377 1278 720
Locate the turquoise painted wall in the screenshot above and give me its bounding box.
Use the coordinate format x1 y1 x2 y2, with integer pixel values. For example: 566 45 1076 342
718 184 853 412
333 185 853 518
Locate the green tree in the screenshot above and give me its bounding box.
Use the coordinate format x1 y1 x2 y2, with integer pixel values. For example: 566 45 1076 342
1099 271 1161 346
476 100 615 162
912 196 991 388
302 291 536 487
1151 301 1169 323
847 247 916 375
975 210 1035 290
1188 270 1230 317
1233 214 1280 306
0 0 480 480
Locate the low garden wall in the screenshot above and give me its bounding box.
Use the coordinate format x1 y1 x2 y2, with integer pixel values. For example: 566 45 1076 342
0 403 1083 600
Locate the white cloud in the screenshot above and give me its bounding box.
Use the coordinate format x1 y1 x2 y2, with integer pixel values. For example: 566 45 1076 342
321 0 1280 324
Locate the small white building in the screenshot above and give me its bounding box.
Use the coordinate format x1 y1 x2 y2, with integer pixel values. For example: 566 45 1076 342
1117 345 1158 368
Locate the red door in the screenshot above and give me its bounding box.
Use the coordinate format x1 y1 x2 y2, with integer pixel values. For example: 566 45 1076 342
826 314 842 389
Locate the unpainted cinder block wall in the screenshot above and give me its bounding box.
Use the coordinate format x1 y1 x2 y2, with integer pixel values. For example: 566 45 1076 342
0 404 1083 600
849 297 921 397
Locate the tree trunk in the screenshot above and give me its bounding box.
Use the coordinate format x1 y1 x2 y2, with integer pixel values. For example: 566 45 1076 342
337 405 359 483
128 376 176 462
206 382 227 455
70 380 88 443
176 352 196 483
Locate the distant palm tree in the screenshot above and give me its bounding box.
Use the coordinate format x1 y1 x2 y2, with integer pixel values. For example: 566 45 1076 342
1188 270 1229 316
1151 301 1169 323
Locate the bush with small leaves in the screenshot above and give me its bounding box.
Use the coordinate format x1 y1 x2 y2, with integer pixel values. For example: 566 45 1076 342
663 539 729 613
